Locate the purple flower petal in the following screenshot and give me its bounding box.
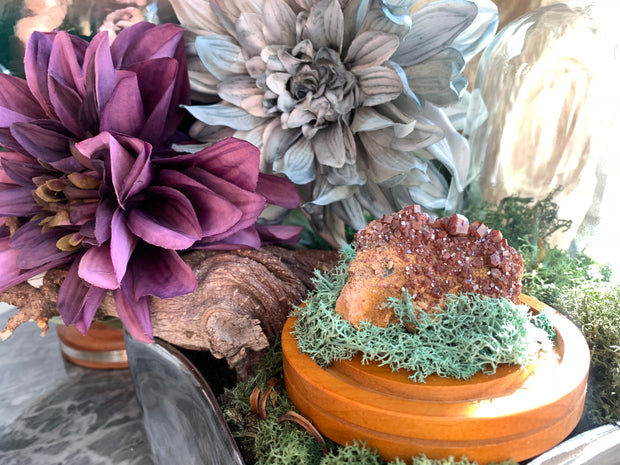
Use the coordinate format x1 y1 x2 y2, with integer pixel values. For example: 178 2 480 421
82 32 115 113
0 236 25 291
111 22 183 68
112 23 190 142
113 286 153 343
155 138 260 192
110 208 138 284
0 167 11 183
0 187 40 216
255 224 302 245
128 244 197 299
131 58 179 147
95 197 116 244
126 186 202 249
48 32 87 100
157 169 242 237
0 234 70 293
13 227 75 269
0 74 47 124
0 152 48 187
67 202 99 226
23 31 56 119
112 135 153 204
183 166 265 241
10 121 79 169
74 132 154 206
194 225 261 250
72 284 106 334
78 242 120 289
7 220 41 248
100 71 146 138
48 71 86 138
57 257 107 330
256 173 301 209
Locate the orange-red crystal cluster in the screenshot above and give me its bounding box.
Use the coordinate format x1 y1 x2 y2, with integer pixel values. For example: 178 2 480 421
355 205 524 302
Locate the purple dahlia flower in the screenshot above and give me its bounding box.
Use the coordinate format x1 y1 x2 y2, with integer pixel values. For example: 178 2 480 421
1 22 190 152
0 23 302 342
1 133 301 342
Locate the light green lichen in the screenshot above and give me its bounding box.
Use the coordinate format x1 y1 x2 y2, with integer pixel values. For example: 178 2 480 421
292 247 554 383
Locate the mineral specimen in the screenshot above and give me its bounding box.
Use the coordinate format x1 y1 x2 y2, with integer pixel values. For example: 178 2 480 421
334 205 524 328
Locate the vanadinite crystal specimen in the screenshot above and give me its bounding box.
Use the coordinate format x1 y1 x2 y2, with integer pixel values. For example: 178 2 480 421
334 205 524 328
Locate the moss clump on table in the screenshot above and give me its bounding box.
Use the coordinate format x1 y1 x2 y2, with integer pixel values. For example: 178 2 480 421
292 244 554 383
220 342 518 465
558 283 620 429
466 192 619 431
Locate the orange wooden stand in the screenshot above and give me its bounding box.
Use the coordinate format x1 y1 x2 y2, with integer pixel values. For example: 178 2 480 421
282 294 590 464
56 321 128 369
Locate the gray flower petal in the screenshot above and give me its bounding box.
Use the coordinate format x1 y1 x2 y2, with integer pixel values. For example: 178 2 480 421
375 95 424 125
359 130 427 182
266 72 291 95
277 91 297 113
302 0 344 52
389 121 444 152
187 120 235 144
245 56 267 78
345 31 400 68
217 75 265 114
381 0 416 17
262 119 301 163
407 162 453 210
357 179 397 218
332 195 367 230
184 103 263 131
392 0 477 67
188 69 220 99
287 107 315 128
325 205 348 247
311 178 356 205
263 0 297 46
342 122 357 164
404 48 466 106
261 46 288 72
312 122 346 168
195 35 247 80
378 164 430 190
341 0 370 48
236 12 268 56
211 0 262 35
169 0 228 34
451 0 498 61
400 165 432 187
323 162 366 187
351 107 397 133
277 49 307 75
380 1 412 29
272 136 316 184
355 66 402 106
357 1 411 37
416 103 470 192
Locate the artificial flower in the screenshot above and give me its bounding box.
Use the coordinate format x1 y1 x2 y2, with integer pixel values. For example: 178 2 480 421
169 0 498 245
0 23 301 341
0 131 300 342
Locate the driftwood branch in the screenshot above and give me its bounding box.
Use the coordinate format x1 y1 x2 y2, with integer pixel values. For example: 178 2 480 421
0 246 339 379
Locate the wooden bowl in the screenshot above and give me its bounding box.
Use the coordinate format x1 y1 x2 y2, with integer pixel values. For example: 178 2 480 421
282 294 590 464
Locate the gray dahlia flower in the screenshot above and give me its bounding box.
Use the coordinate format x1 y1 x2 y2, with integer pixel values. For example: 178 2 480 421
170 0 498 245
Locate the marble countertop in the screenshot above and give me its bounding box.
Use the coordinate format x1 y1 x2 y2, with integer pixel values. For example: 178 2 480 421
0 303 154 465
